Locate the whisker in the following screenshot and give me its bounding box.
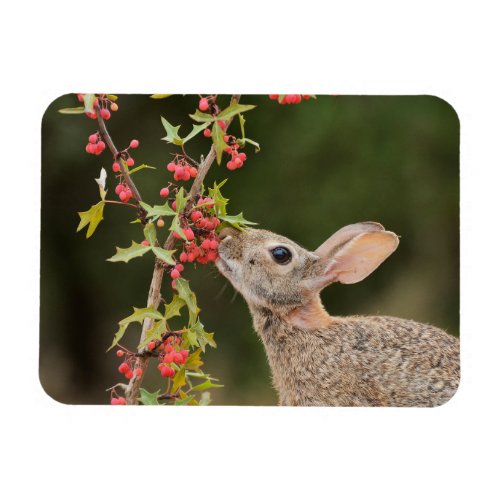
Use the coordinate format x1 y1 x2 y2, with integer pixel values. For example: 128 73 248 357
230 289 239 304
215 281 229 299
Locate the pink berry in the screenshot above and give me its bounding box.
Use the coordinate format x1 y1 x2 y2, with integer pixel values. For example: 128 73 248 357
118 362 129 374
126 157 134 167
175 263 184 272
170 269 180 280
86 143 96 154
141 240 149 246
269 94 279 100
134 368 143 377
227 161 237 170
167 161 176 172
129 139 139 149
147 341 156 350
191 210 202 222
183 227 195 240
112 162 121 173
218 120 226 130
96 140 106 152
179 252 188 262
203 128 211 138
173 352 184 364
88 134 98 144
116 350 125 357
160 187 170 197
101 108 111 120
115 184 124 195
172 201 177 210
110 102 119 111
199 98 209 111
210 240 218 250
119 191 128 201
125 370 134 380
201 239 211 250
189 167 198 178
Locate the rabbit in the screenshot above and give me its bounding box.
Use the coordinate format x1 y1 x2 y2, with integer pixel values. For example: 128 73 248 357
216 222 459 407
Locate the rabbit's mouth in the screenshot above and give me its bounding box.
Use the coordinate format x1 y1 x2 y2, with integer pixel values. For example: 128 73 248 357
216 254 233 274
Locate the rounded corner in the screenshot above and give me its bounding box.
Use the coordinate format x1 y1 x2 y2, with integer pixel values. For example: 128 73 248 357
422 94 460 129
41 92 79 125
432 373 461 409
38 368 72 406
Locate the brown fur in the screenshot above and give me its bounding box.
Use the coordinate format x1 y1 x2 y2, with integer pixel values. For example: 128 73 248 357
216 224 460 407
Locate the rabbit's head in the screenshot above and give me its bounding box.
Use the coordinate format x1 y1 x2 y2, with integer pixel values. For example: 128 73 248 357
216 222 399 324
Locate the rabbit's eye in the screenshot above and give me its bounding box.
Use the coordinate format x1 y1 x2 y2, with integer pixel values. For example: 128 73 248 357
270 246 292 264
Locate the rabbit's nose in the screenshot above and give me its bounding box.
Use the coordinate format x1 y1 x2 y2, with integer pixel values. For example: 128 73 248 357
219 227 238 240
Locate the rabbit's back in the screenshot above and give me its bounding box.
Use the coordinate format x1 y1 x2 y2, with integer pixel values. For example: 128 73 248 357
257 313 459 407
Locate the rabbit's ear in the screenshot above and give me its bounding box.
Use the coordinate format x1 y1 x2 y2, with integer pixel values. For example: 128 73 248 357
310 223 399 288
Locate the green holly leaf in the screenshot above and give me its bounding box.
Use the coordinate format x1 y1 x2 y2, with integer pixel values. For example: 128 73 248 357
175 278 200 325
216 102 255 121
186 327 199 348
199 392 212 405
107 324 128 351
119 306 164 326
83 93 96 113
160 116 183 145
190 379 224 391
208 179 229 216
189 110 216 123
107 241 151 263
190 320 216 352
150 94 172 99
139 388 161 405
184 348 204 371
182 122 210 144
219 213 258 230
164 295 186 320
58 107 85 114
212 120 226 165
237 137 260 153
175 187 189 213
169 215 187 240
77 200 105 238
138 318 167 348
144 223 157 246
128 164 156 175
172 366 186 392
152 247 176 265
106 94 118 101
139 201 176 218
174 393 196 405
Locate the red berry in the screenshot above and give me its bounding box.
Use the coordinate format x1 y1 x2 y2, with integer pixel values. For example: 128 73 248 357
134 368 143 377
119 191 128 201
227 161 237 170
111 397 126 405
118 362 129 374
88 134 98 144
124 370 134 379
129 139 139 149
175 263 184 272
170 268 180 280
234 157 243 168
199 98 209 111
167 161 176 172
141 240 149 246
116 350 125 357
161 365 175 377
115 184 124 195
147 341 156 350
237 152 247 162
210 240 218 250
182 168 191 181
189 167 198 178
157 218 165 228
101 108 111 120
126 157 134 167
183 227 195 240
112 162 121 173
110 102 119 111
180 251 188 262
86 143 96 154
201 239 211 250
223 135 229 143
172 200 177 210
218 120 226 130
269 94 279 100
191 210 202 222
77 94 84 102
96 141 106 153
173 352 184 364
180 349 189 359
203 128 211 138
160 187 170 197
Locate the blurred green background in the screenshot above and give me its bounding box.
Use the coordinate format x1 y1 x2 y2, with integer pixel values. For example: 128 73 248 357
40 94 459 404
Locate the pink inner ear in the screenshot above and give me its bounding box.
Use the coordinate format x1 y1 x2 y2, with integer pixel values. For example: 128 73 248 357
325 231 399 284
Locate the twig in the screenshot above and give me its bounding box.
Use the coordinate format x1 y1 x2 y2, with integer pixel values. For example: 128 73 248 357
124 94 242 404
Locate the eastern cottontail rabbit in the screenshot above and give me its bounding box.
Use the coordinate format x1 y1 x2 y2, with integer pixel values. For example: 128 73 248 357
216 222 459 407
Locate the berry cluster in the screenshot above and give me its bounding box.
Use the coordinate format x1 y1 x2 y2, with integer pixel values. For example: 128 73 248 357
269 94 311 104
110 139 140 202
166 157 198 182
77 93 118 120
149 335 189 378
115 183 134 203
85 132 106 155
116 349 143 380
111 396 126 405
223 135 247 170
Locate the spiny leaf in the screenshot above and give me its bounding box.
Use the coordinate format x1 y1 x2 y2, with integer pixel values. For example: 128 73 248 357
58 107 85 114
107 324 128 351
208 179 229 216
174 393 196 406
189 110 216 123
138 319 167 348
83 93 95 113
238 113 246 138
190 379 224 391
238 137 261 153
175 187 189 213
175 278 200 325
150 94 172 99
186 328 198 348
139 388 161 405
184 348 204 371
144 223 157 246
216 102 256 121
169 215 186 240
219 213 258 230
77 200 105 238
190 320 216 352
107 241 151 263
128 164 156 175
139 201 176 218
119 306 164 326
164 295 186 320
152 247 176 265
160 116 183 145
182 122 210 144
172 366 186 392
212 120 226 165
